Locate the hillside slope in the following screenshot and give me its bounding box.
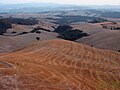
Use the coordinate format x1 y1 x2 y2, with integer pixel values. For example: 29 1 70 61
72 23 120 51
0 31 58 53
76 30 120 51
0 39 120 90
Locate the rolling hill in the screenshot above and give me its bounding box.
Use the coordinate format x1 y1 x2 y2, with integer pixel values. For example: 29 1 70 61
0 31 58 53
0 39 119 90
76 28 120 51
72 23 120 51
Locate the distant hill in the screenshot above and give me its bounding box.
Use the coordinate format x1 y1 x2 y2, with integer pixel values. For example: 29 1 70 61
0 3 120 14
76 30 120 51
72 23 120 51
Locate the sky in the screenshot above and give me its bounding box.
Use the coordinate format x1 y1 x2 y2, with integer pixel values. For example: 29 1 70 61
0 0 120 5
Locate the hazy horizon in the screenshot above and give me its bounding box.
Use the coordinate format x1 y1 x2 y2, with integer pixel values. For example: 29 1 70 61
0 0 120 5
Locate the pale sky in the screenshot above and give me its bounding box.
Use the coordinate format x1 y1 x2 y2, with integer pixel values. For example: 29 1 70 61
0 0 120 5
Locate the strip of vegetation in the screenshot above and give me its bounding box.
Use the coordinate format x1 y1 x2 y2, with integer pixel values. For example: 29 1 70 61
0 17 38 25
30 26 50 33
0 17 38 35
88 18 107 23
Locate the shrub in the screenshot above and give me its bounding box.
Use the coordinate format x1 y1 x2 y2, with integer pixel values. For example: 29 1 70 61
12 31 16 34
30 26 50 33
36 37 40 41
18 32 28 35
36 31 41 34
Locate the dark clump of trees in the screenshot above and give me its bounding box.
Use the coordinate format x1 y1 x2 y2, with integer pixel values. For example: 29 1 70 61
11 18 39 25
0 19 12 35
54 25 72 33
54 25 88 41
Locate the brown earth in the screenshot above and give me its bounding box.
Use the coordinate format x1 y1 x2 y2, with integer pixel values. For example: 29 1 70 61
0 39 120 90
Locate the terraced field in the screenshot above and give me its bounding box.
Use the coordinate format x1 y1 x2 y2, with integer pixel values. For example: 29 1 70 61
0 39 120 90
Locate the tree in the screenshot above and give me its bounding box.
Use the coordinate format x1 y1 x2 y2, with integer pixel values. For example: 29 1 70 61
36 37 40 41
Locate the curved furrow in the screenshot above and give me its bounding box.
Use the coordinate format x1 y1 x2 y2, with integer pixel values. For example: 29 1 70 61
0 39 120 90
